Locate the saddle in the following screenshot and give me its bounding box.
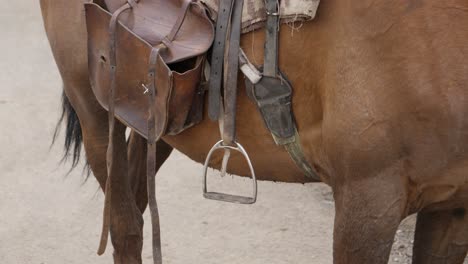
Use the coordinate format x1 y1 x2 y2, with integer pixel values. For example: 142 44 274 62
84 0 319 263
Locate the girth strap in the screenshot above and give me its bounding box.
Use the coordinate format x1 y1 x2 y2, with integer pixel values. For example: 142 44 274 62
255 0 320 181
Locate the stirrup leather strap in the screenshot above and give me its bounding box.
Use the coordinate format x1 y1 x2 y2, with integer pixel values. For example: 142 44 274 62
203 0 258 204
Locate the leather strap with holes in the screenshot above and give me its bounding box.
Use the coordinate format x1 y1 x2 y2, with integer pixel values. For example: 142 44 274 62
222 0 244 145
146 45 164 264
208 0 236 121
97 3 132 255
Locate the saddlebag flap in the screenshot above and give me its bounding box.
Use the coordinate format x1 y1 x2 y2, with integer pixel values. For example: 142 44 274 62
85 3 207 139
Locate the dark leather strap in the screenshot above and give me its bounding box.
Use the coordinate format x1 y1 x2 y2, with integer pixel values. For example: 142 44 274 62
146 46 164 264
98 3 131 255
208 0 235 120
222 0 244 144
263 0 279 77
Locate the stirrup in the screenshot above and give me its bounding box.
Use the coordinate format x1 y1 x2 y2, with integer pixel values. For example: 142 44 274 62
203 140 257 204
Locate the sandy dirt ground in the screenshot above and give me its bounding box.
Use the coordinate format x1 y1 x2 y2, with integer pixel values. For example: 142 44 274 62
0 1 466 264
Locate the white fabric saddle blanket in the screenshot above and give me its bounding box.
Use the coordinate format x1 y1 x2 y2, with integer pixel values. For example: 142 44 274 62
200 0 320 33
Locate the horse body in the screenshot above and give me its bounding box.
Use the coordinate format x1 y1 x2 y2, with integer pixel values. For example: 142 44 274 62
40 0 468 263
167 0 468 212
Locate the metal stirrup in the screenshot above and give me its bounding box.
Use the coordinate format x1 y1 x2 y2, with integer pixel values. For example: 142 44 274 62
203 140 257 204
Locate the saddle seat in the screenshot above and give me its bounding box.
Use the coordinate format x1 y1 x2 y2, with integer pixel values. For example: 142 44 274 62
104 0 213 63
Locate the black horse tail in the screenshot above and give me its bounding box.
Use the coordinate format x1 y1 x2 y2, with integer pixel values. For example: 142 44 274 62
52 91 88 174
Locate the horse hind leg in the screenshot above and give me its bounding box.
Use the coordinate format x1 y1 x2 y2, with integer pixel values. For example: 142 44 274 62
40 0 164 262
58 88 144 263
412 208 468 264
127 130 173 213
62 94 173 264
106 129 173 264
55 81 142 264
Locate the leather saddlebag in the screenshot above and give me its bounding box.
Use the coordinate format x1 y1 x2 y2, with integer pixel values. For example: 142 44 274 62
85 3 211 138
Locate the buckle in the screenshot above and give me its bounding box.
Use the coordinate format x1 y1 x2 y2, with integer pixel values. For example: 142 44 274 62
202 140 257 204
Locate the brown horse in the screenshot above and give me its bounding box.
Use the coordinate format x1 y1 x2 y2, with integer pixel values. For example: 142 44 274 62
40 0 468 263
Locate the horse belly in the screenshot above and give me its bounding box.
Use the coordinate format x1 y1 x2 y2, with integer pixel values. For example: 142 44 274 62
162 100 315 183
162 73 321 183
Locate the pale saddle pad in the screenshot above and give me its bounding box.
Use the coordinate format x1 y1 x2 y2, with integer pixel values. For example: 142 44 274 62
200 0 320 33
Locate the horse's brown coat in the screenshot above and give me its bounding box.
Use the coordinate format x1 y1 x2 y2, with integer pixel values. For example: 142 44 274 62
40 0 468 263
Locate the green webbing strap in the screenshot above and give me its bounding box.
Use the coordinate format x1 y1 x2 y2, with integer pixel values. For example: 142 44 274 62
279 131 319 181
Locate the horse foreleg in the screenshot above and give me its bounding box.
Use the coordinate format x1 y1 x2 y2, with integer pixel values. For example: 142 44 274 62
412 208 468 264
332 171 406 264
